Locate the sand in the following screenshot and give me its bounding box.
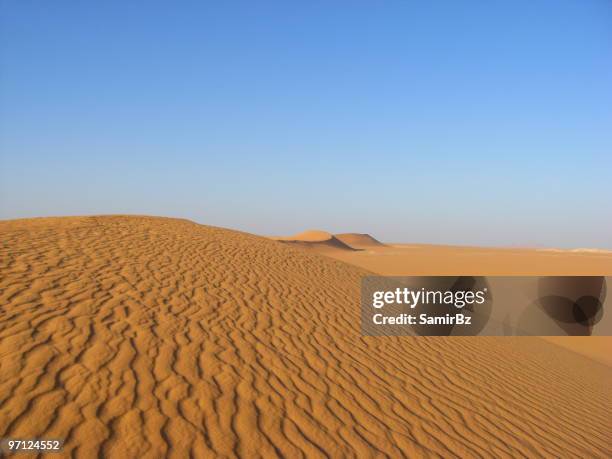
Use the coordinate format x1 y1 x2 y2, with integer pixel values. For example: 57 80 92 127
334 233 385 249
272 230 358 253
1 216 611 457
281 233 612 378
325 243 612 276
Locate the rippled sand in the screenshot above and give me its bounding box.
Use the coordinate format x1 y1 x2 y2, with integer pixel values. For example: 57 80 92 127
1 216 610 457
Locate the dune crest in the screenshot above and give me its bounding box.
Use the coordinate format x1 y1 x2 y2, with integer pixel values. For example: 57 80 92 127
273 230 387 252
1 216 610 457
335 233 386 249
278 229 334 242
273 229 359 252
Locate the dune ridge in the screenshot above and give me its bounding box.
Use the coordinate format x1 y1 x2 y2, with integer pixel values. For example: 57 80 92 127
273 229 359 252
334 233 385 249
273 230 386 252
1 216 611 457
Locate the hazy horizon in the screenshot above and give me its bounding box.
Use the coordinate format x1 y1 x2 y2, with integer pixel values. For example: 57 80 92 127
1 1 611 249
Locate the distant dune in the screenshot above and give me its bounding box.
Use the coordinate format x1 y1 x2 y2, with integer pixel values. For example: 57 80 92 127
334 233 386 249
273 230 385 252
1 216 611 457
274 229 333 242
273 229 359 252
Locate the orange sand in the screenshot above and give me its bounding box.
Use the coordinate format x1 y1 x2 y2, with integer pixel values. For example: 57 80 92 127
1 216 611 457
277 233 612 375
325 243 612 276
272 230 358 252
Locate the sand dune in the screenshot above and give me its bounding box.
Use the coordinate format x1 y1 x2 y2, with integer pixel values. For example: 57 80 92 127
298 236 612 368
275 229 334 242
273 230 385 252
334 233 385 249
273 230 359 252
1 216 611 457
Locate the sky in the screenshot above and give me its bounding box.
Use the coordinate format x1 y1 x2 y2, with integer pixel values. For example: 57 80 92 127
1 1 611 248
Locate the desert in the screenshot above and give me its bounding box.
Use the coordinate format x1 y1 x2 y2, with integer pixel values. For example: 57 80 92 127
2 1 610 457
1 215 610 457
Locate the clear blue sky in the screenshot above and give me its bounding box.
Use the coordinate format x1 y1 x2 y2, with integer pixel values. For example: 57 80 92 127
1 1 611 248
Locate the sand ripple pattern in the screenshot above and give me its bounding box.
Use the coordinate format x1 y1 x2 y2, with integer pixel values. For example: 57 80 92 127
1 216 610 458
